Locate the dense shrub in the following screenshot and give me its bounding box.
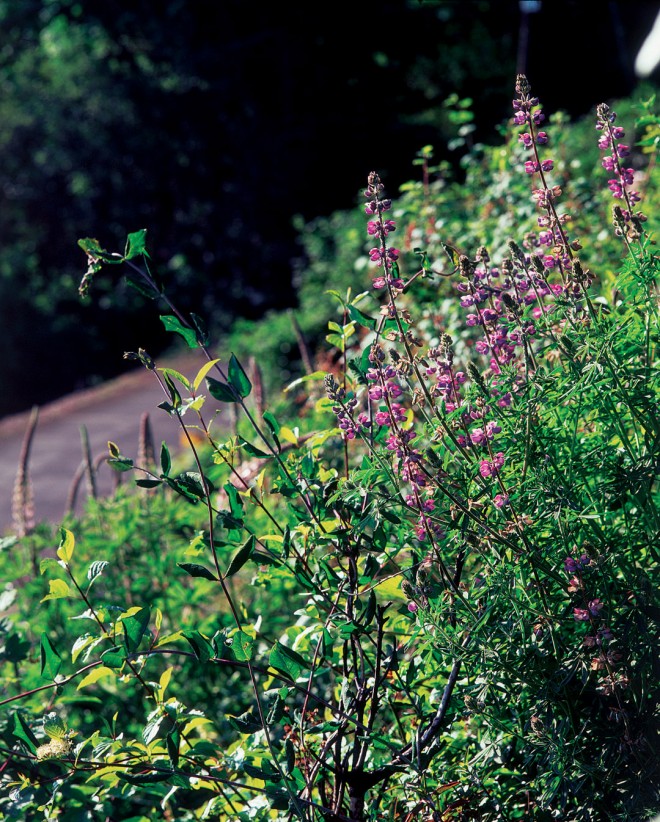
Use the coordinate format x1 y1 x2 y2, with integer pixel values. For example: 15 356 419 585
0 77 658 820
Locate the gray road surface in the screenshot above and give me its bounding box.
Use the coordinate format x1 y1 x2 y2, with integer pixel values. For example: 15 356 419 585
0 352 225 534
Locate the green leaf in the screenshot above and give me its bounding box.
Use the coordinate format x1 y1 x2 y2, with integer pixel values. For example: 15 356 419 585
57 528 75 563
165 472 212 504
40 634 62 680
160 441 171 476
166 728 180 768
12 712 38 754
177 562 217 581
348 303 377 330
263 411 281 452
124 229 149 260
228 354 252 398
225 535 255 577
101 647 128 670
160 315 199 349
41 579 71 602
227 709 262 735
163 372 182 409
192 358 221 392
244 760 282 783
238 436 271 459
43 713 67 741
125 270 159 300
190 312 210 346
122 607 150 653
269 642 307 681
159 367 191 391
77 238 120 264
224 482 244 521
107 456 134 472
87 560 109 583
182 630 214 663
206 376 237 403
118 770 173 786
4 633 30 663
135 478 162 488
228 630 254 662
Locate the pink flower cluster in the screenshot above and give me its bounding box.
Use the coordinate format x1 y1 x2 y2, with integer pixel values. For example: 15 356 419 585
596 103 643 223
512 75 586 291
364 171 403 290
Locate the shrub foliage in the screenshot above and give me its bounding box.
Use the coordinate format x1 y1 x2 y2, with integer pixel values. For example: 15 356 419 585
0 77 658 821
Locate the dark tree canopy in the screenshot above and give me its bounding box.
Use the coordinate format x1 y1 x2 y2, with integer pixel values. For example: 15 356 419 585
0 0 653 414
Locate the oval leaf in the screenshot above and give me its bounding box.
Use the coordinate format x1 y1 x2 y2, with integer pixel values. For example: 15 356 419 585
225 535 255 578
177 562 217 581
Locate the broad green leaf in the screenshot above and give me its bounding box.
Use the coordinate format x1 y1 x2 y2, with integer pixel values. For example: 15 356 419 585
177 562 217 581
206 376 237 403
227 709 262 735
182 630 214 663
348 305 376 331
238 436 271 458
269 642 307 680
12 712 38 754
244 760 282 783
224 482 244 520
135 478 163 488
77 666 115 690
160 315 199 349
229 630 254 662
228 353 252 398
101 647 128 669
122 607 150 653
43 713 67 740
192 358 221 392
124 228 149 260
107 456 134 472
57 528 75 563
71 633 102 664
225 535 255 578
40 634 62 680
41 579 71 602
159 367 191 391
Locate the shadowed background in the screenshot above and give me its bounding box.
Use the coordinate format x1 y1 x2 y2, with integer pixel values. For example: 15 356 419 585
0 0 656 416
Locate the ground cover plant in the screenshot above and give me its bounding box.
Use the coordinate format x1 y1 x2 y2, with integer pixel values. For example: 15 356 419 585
0 76 658 820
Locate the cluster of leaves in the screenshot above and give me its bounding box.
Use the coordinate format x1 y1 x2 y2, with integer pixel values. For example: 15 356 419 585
0 82 658 821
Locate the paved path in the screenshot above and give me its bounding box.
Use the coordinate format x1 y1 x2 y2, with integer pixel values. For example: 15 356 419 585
0 351 225 534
